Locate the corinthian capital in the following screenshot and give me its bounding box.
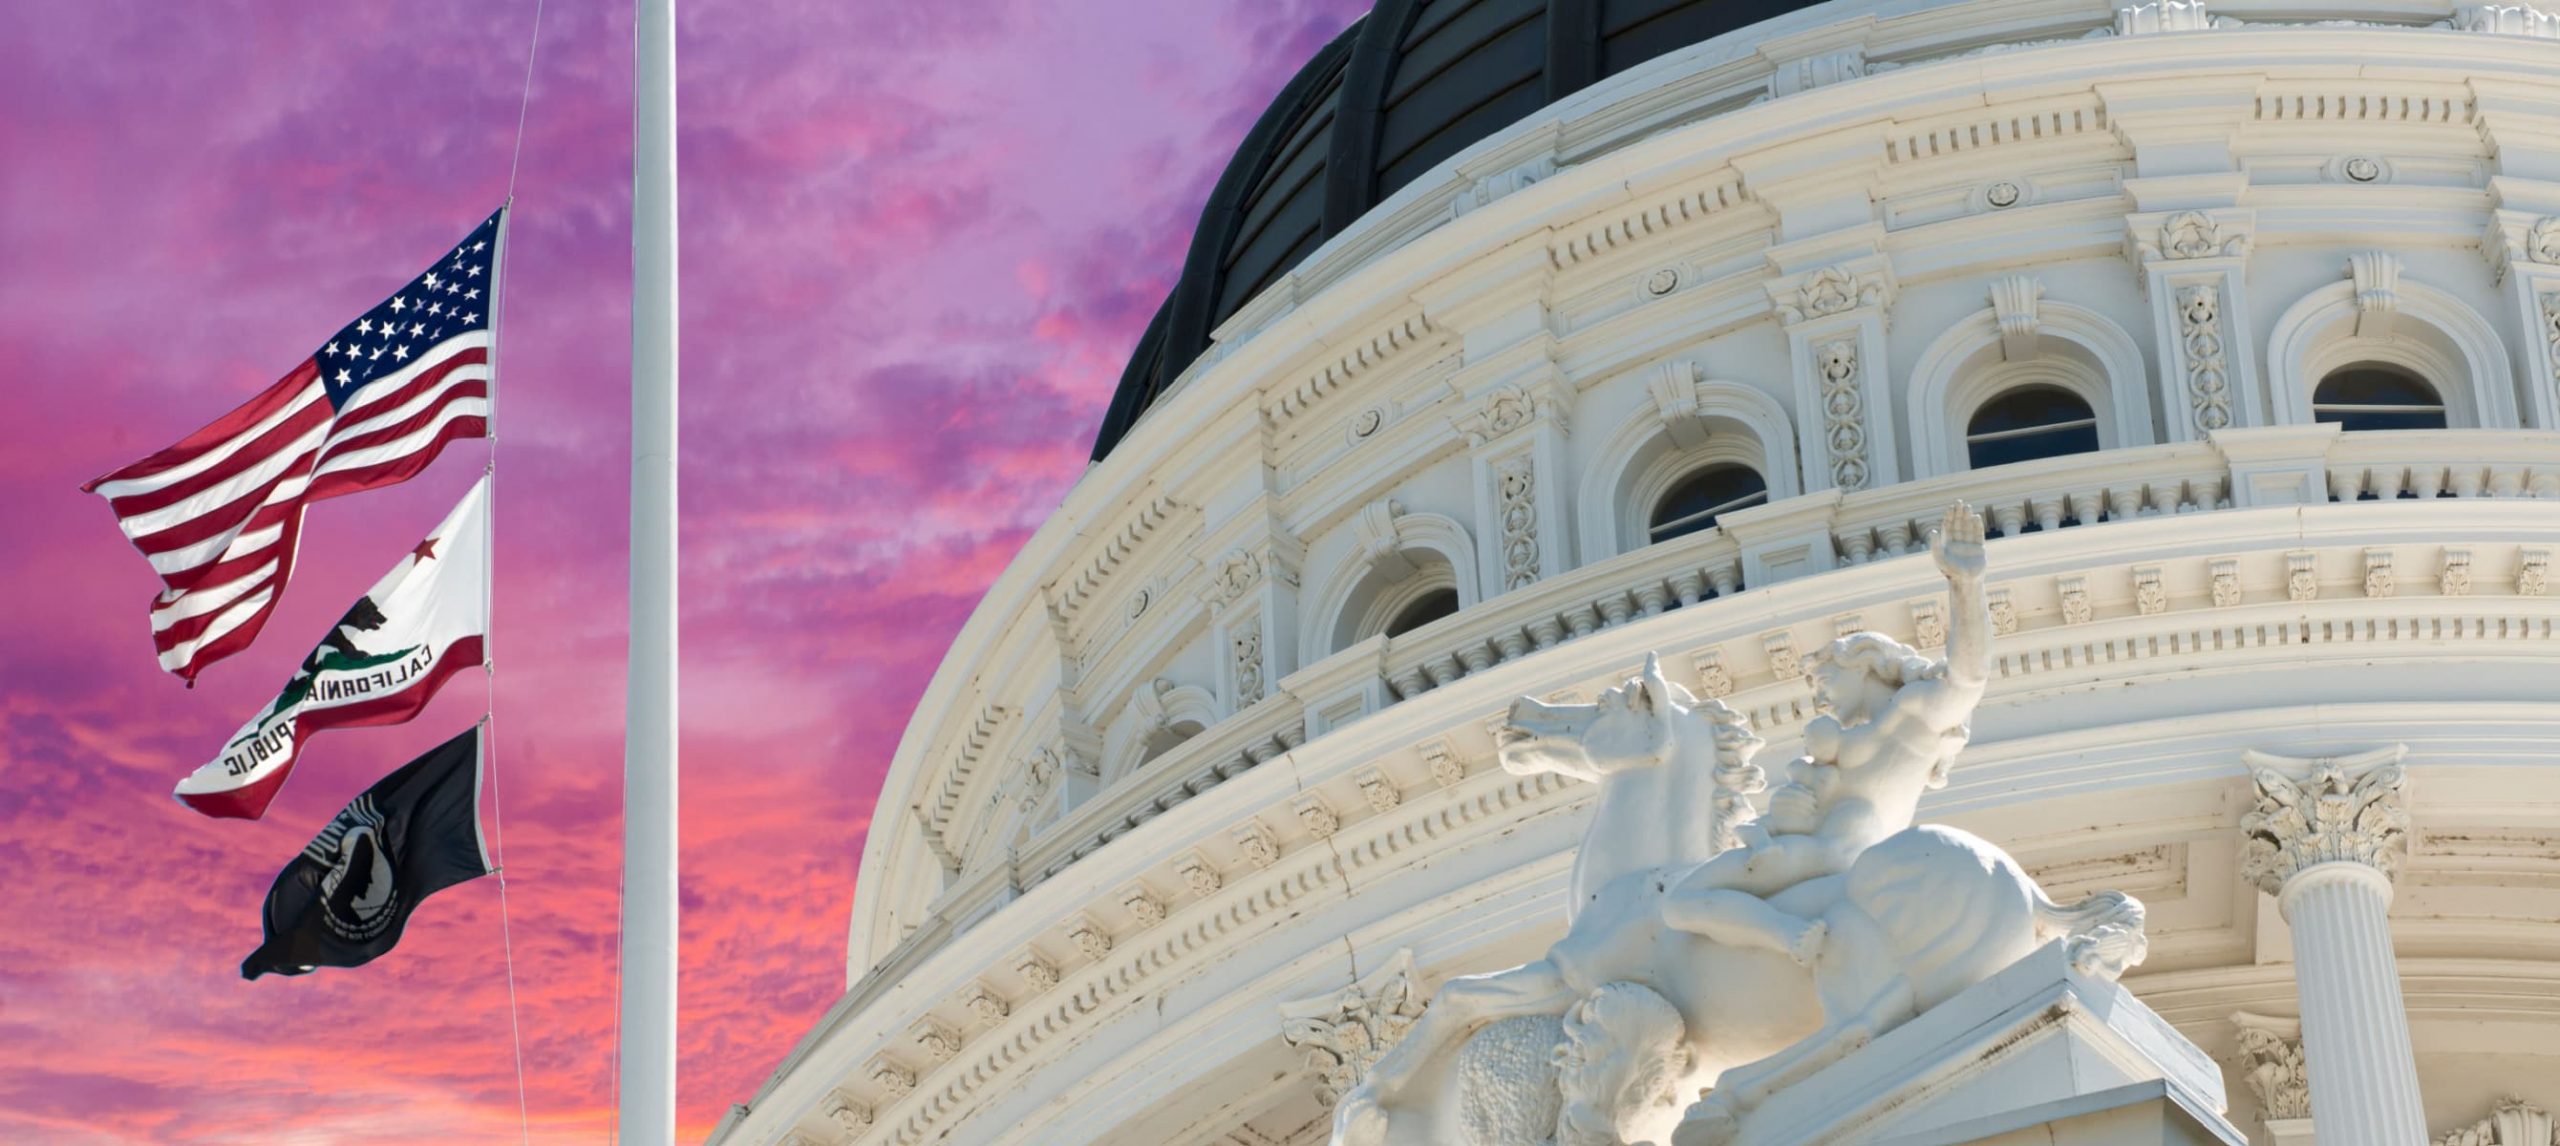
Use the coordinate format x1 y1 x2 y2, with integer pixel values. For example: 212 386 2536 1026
2238 746 2411 896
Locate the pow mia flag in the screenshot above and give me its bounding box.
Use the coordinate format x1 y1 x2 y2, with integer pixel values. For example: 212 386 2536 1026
242 724 492 980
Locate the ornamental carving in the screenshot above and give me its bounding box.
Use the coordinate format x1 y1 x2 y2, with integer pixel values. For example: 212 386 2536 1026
1206 548 1263 609
2435 1097 2557 1146
825 1088 875 1133
1234 820 1281 869
2059 576 2092 625
1279 949 1431 1108
1232 624 1265 707
1296 793 1341 839
1762 631 1802 681
1777 264 1886 324
964 985 1009 1025
2533 216 2560 263
1420 739 1468 789
2153 210 2250 260
1990 276 2044 360
1912 601 1947 648
2286 551 2318 602
2135 566 2169 615
1988 587 2020 635
1692 649 1736 697
1496 455 1541 591
1122 886 1166 929
1355 767 1402 813
1815 338 1872 491
2230 1012 2311 1121
2211 559 2241 608
2442 548 2474 597
1175 851 1222 897
911 1017 962 1063
2366 549 2397 598
2239 749 2412 895
2522 548 2552 596
1067 917 1113 961
2175 284 2235 435
1015 953 1059 993
2455 4 2560 37
2540 292 2560 399
868 1057 917 1098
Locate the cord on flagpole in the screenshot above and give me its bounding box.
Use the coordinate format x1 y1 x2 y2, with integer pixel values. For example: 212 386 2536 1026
482 2 547 1143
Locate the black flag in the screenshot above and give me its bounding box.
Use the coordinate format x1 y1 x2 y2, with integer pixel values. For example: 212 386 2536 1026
242 724 492 980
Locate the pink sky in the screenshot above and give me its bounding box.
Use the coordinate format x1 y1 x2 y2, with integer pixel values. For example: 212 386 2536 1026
0 1 1364 1140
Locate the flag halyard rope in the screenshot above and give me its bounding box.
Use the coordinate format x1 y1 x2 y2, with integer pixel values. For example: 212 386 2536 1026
486 0 547 1141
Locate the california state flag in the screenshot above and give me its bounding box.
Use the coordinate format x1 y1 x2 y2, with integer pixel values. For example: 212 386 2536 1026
178 477 489 819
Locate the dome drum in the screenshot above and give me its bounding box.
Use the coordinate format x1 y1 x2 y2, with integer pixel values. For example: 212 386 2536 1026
722 4 2560 1144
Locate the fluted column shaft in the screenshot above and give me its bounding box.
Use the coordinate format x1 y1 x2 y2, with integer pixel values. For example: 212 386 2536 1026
2277 861 2425 1146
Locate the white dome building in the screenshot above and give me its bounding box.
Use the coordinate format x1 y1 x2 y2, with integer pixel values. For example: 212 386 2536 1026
714 1 2560 1143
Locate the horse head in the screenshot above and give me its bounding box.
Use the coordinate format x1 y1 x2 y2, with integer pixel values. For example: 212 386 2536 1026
1497 654 1692 782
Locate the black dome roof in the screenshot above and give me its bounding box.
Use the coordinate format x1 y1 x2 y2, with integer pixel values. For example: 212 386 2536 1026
1091 0 1815 460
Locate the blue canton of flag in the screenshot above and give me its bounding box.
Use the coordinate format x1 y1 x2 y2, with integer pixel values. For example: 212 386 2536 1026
316 210 502 408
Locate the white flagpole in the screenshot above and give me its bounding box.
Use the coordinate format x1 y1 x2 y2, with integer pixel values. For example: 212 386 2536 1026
622 0 680 1139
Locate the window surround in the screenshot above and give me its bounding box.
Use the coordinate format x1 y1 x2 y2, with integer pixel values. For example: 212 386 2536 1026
1577 373 1796 559
1905 298 2150 478
1303 504 1479 657
2265 274 2513 430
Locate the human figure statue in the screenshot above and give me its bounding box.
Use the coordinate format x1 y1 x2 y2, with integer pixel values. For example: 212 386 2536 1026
1658 502 1991 964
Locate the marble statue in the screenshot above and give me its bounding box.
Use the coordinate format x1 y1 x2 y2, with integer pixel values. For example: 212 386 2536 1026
1331 505 2150 1146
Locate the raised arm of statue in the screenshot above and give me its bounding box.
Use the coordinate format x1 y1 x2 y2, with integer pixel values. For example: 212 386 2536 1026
1901 502 1991 728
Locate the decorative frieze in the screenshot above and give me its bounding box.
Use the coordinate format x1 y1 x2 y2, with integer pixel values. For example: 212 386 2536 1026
2453 3 2560 36
910 1017 962 1063
1015 952 1059 993
964 984 1009 1026
1496 454 1541 592
1775 264 1888 325
1277 949 1431 1107
2230 1012 2311 1121
2365 549 2396 598
1175 851 1221 897
2145 210 2251 261
2211 559 2241 607
2135 565 2168 615
1911 601 1947 648
1354 767 1402 813
824 1088 875 1134
1234 820 1281 869
2441 548 2474 597
1692 649 1736 697
2287 551 2318 602
2239 748 2413 895
2058 576 2092 625
1814 338 1873 491
2435 1097 2556 1146
1762 631 1803 681
1988 587 2021 635
2175 284 2235 435
867 1057 917 1098
1420 739 1467 789
2521 548 2551 595
1294 793 1341 839
1121 885 1166 929
1231 625 1266 707
1205 548 1266 610
1067 916 1114 961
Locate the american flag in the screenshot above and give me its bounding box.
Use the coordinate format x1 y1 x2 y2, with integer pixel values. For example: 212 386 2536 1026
84 207 505 682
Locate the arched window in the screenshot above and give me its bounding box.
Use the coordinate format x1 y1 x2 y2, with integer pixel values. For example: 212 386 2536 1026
1647 465 1768 544
2313 364 2446 432
1383 586 1459 637
1965 386 2099 470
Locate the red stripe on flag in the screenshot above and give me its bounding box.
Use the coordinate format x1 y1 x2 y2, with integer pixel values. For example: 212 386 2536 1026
82 361 322 492
103 399 331 518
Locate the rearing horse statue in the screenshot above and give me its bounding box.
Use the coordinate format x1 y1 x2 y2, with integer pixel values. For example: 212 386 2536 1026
1332 505 2149 1146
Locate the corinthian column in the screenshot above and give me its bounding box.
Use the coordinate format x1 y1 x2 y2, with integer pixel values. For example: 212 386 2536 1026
2239 746 2423 1146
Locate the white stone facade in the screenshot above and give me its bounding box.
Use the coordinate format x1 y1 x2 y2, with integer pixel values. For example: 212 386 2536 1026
714 2 2560 1143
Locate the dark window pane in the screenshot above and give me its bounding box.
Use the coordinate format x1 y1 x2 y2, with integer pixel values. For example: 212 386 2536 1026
1385 587 1460 637
1964 386 2100 469
1649 464 1769 543
1967 386 2095 437
1968 423 2101 469
2313 365 2446 432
